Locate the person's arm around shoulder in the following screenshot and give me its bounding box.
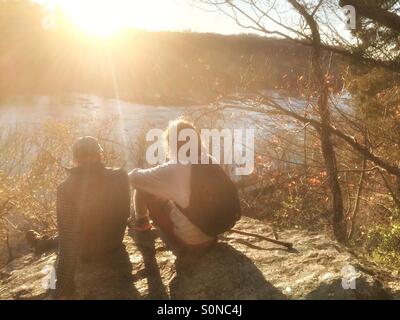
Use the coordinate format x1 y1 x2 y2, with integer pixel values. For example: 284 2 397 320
128 162 177 195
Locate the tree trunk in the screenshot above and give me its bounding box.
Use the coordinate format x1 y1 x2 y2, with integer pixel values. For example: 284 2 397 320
317 76 346 243
288 0 347 243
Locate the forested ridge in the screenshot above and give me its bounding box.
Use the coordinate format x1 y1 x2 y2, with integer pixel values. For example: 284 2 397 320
0 0 344 105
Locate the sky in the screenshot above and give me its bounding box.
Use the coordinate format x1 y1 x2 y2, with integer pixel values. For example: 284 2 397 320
33 0 352 41
34 0 246 35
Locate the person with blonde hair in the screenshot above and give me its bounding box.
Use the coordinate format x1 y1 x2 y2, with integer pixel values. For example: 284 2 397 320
129 119 215 250
129 119 241 253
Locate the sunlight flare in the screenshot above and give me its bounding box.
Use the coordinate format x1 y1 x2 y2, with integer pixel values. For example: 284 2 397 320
58 0 133 36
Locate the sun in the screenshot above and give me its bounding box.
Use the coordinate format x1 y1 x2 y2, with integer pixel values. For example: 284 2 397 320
37 0 175 36
57 0 134 37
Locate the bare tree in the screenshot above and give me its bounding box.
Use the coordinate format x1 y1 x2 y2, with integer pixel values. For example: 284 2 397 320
194 0 400 243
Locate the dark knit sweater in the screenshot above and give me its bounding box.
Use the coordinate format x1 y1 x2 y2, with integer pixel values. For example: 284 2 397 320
55 163 130 297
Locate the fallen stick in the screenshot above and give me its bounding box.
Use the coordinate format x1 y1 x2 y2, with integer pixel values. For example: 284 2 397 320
229 228 294 250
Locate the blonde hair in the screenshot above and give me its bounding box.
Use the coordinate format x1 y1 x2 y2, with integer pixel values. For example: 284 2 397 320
164 118 202 158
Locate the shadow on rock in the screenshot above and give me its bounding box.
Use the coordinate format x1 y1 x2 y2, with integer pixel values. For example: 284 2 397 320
74 246 139 300
170 243 287 300
305 278 391 300
130 230 169 299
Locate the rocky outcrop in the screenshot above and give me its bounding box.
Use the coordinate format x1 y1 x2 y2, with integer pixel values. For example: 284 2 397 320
0 217 399 300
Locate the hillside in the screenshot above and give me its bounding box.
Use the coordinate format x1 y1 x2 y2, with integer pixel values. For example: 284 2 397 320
0 0 344 105
1 217 399 300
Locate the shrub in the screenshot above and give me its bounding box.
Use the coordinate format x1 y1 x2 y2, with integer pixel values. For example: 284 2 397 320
367 219 400 269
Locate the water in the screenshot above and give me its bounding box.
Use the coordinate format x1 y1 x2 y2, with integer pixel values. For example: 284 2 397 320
0 94 186 133
0 92 350 176
2 91 345 131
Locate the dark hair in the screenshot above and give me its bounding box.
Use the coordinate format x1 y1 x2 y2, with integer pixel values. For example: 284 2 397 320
72 136 103 165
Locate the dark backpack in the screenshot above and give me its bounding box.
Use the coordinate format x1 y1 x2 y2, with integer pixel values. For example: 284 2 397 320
178 163 241 237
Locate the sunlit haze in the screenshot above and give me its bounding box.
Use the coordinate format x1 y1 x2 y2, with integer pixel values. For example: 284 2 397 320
34 0 243 36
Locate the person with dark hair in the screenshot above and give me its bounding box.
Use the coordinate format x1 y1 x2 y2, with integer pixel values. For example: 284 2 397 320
28 136 131 299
